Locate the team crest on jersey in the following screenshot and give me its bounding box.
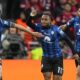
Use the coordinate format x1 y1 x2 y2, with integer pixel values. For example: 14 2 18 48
44 36 51 42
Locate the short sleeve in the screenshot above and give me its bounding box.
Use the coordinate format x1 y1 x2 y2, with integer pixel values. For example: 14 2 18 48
0 19 13 28
66 18 75 27
57 27 64 37
2 20 12 27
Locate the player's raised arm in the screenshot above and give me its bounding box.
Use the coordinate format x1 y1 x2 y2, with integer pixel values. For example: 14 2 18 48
27 7 38 31
12 22 43 38
1 19 43 38
60 18 75 30
58 27 79 60
58 27 76 55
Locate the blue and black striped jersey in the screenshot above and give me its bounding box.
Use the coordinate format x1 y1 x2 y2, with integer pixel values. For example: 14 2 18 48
31 23 65 57
0 18 11 46
66 16 80 52
27 15 75 56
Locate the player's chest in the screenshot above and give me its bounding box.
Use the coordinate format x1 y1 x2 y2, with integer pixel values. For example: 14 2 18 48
74 23 80 35
40 29 57 42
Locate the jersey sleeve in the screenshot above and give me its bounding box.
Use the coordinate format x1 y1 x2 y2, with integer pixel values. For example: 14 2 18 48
66 18 75 27
0 19 12 28
57 27 64 37
57 27 76 55
3 20 12 27
34 23 41 32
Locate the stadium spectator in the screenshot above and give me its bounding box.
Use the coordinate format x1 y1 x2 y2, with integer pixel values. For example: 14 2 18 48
16 11 34 58
54 0 67 17
56 3 72 25
16 11 34 44
2 27 27 59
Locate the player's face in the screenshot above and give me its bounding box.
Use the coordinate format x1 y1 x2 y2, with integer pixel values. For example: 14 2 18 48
41 15 51 27
77 8 80 17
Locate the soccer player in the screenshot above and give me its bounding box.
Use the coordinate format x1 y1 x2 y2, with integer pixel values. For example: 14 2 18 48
60 6 80 80
27 8 74 80
0 10 43 80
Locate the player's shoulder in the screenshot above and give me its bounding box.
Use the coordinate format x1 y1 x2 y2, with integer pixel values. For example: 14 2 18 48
0 18 8 24
35 23 42 31
51 25 59 30
35 23 41 27
0 18 7 25
72 16 79 21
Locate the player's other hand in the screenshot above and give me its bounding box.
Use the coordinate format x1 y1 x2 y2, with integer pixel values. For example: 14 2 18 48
30 7 37 17
72 54 79 60
32 32 44 38
59 24 67 30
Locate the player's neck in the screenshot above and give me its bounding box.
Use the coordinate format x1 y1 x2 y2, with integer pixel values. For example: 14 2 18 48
42 25 51 29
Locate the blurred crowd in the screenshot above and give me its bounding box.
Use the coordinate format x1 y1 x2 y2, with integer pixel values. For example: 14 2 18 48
1 0 80 59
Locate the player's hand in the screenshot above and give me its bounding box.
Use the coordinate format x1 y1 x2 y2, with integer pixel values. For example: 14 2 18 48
30 7 37 17
32 32 44 38
59 24 67 30
72 54 79 60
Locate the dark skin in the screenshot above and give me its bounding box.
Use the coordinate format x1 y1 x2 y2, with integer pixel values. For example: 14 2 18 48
29 7 62 80
12 23 43 38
